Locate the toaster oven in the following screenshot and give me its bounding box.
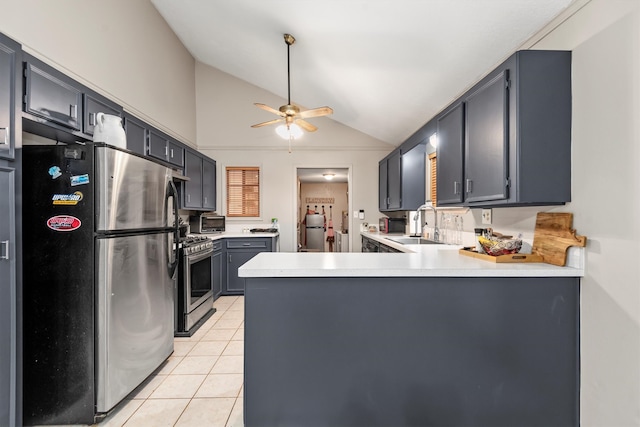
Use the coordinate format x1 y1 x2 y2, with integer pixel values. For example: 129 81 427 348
190 213 225 233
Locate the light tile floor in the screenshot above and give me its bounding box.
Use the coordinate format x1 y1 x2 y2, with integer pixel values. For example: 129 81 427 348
98 296 245 427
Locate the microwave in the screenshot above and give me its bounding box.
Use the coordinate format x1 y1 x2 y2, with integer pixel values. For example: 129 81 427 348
190 213 225 233
379 217 405 234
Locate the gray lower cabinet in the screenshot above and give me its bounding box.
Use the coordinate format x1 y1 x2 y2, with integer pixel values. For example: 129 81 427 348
244 276 580 426
212 240 223 300
223 238 273 295
0 166 17 427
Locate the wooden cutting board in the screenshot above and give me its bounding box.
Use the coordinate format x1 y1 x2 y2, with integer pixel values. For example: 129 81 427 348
532 213 587 266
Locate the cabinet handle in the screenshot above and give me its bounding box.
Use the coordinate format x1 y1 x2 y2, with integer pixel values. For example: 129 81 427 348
170 148 174 158
0 241 9 260
187 194 191 203
0 127 8 145
165 146 169 156
70 104 77 119
466 179 473 194
204 196 207 204
89 112 96 126
243 243 251 246
453 181 459 195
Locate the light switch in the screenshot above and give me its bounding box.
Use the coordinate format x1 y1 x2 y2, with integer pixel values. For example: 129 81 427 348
358 210 365 220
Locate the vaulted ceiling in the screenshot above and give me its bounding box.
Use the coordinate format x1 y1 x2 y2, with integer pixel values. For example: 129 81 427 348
151 0 576 145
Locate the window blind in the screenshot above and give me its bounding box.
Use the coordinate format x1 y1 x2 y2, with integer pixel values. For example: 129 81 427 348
226 167 260 217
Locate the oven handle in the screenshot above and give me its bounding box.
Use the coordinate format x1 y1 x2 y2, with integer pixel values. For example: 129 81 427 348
167 179 180 278
187 247 214 264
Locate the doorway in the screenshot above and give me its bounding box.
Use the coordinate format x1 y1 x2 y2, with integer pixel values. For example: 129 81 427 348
296 168 350 252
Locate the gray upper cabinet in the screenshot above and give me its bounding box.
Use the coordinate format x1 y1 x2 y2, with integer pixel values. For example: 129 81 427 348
123 112 147 156
82 90 122 136
23 56 82 132
400 142 426 210
379 149 401 211
0 34 20 161
436 102 464 205
148 129 184 168
464 70 509 204
182 151 216 211
379 142 426 212
436 50 572 207
23 54 123 142
202 157 216 211
183 150 203 209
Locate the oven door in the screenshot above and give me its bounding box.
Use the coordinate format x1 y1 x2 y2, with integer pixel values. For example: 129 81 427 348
183 248 214 316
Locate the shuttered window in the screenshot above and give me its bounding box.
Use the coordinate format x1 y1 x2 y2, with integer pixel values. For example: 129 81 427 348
429 153 437 206
226 167 260 217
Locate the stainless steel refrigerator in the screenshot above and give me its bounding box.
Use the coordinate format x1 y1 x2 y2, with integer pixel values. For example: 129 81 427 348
22 143 178 425
305 214 325 252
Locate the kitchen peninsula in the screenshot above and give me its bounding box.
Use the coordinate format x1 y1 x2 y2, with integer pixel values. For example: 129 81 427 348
239 245 583 426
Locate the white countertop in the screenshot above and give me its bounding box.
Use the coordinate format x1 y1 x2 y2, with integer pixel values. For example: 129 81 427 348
238 231 584 278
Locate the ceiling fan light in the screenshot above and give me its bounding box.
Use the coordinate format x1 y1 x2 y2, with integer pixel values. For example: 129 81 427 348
276 123 303 140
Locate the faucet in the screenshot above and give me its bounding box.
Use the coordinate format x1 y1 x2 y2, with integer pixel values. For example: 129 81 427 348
413 201 439 242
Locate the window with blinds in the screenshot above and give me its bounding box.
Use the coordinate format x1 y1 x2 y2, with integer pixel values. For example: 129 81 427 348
226 167 260 217
429 153 437 206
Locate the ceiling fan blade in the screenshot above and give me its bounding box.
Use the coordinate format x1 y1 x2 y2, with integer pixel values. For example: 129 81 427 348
254 103 286 117
298 106 333 119
251 118 284 128
295 119 318 132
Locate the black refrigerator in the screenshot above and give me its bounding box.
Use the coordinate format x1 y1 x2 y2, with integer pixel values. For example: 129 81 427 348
22 143 178 425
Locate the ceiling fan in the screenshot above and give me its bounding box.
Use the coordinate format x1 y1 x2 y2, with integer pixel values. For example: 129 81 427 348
251 33 333 140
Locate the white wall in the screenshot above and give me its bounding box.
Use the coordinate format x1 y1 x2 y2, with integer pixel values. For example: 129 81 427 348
0 0 197 145
195 62 394 252
531 1 640 424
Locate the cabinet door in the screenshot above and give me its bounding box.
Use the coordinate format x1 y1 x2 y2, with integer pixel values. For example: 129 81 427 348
123 113 147 156
401 143 426 210
436 102 465 205
212 247 223 299
24 62 82 131
183 150 203 209
168 141 184 167
378 159 388 210
0 35 20 161
83 93 120 136
225 249 267 294
386 150 402 209
464 70 509 203
0 166 16 427
202 158 216 210
148 129 168 162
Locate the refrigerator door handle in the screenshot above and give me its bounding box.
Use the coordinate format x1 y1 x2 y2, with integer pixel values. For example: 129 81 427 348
167 179 180 278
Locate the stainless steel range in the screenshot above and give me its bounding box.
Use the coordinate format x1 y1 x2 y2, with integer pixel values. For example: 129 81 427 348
175 235 216 336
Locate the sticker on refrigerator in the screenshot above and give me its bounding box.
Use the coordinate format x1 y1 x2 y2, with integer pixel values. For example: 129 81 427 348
70 174 90 186
46 215 82 232
52 191 84 206
48 166 62 179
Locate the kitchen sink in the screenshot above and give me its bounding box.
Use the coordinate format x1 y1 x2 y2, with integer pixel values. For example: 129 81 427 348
385 236 442 245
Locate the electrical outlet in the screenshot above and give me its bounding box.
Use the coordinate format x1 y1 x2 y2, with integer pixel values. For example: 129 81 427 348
482 209 492 225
